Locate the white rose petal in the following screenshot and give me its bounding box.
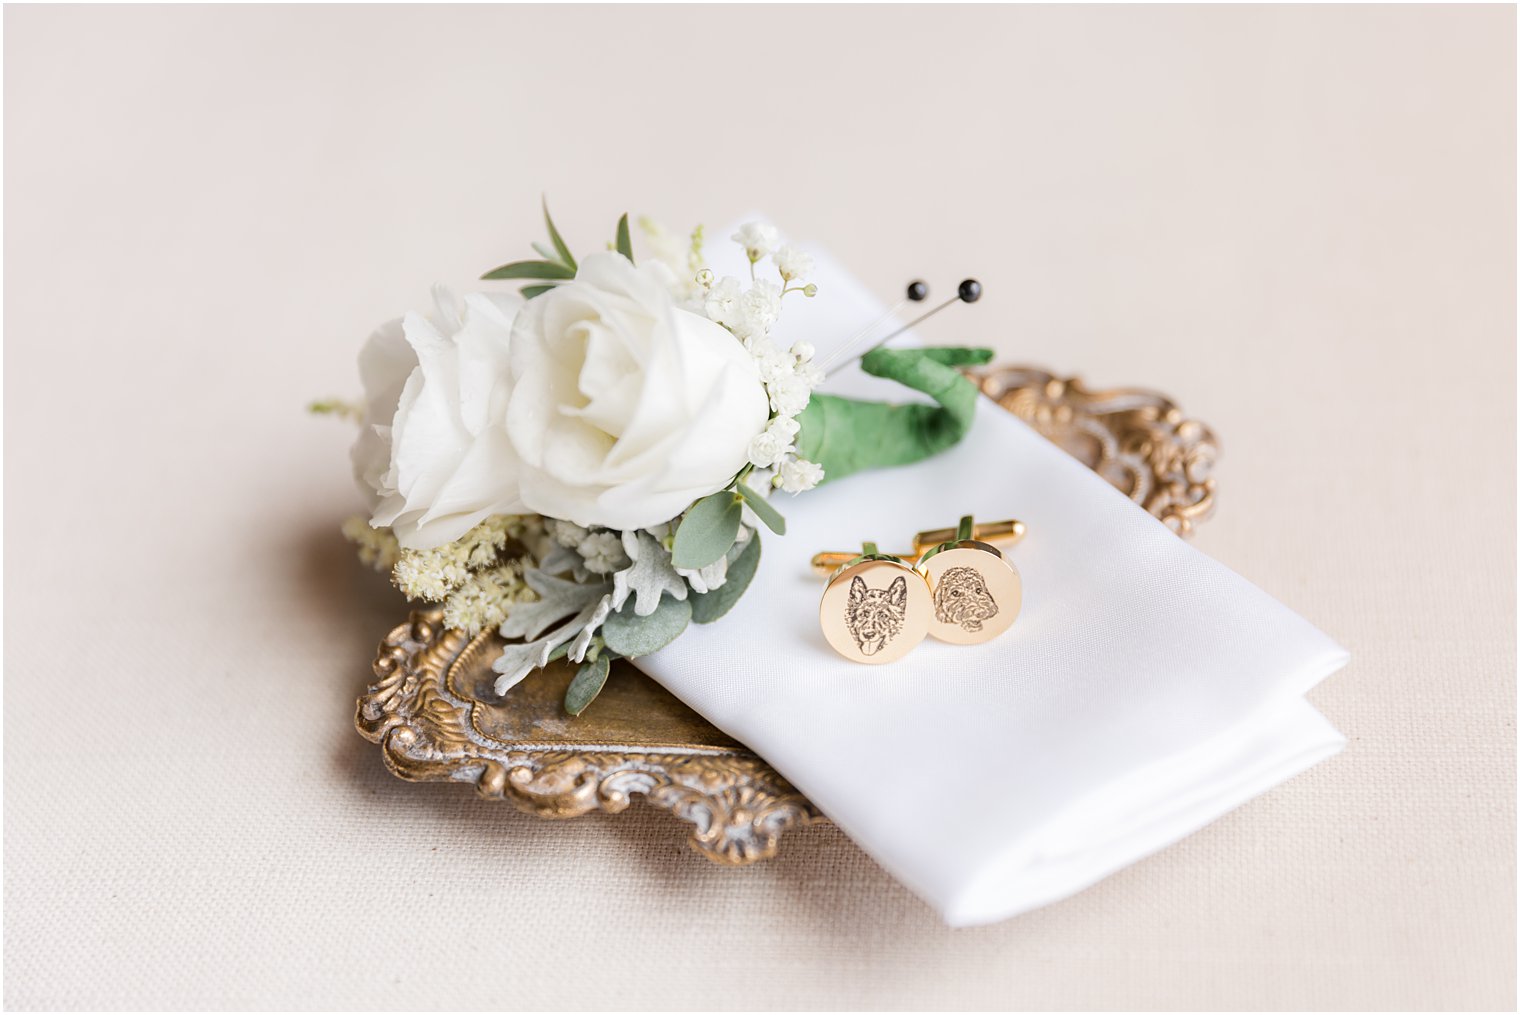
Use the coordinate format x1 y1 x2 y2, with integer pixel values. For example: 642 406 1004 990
358 286 527 549
506 252 770 531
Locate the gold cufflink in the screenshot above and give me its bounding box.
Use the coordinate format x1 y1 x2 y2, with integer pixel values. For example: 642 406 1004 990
817 542 932 665
915 515 1023 644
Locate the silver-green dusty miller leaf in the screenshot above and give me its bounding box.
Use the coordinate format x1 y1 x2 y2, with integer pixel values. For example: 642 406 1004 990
611 530 689 617
492 569 613 695
492 595 608 694
567 594 613 663
539 543 591 583
499 570 610 640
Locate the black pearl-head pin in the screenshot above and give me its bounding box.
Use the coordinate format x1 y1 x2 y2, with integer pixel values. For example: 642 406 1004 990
821 277 984 377
842 277 987 368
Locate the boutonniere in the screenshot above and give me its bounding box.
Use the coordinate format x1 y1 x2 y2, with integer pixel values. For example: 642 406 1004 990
317 202 990 714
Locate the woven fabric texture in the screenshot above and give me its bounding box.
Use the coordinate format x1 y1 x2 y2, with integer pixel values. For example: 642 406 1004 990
4 5 1513 1010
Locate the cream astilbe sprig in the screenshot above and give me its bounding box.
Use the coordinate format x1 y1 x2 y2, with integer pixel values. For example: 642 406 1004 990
442 560 533 636
388 514 540 602
341 515 401 571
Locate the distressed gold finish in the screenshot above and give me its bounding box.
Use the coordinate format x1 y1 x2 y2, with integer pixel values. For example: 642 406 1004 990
973 365 1219 536
356 363 1220 864
356 611 820 864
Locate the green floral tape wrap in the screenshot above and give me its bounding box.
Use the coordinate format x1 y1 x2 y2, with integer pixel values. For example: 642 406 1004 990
795 346 995 484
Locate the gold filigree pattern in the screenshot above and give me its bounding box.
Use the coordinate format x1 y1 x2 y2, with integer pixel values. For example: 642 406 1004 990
356 611 820 864
355 364 1219 864
972 365 1219 536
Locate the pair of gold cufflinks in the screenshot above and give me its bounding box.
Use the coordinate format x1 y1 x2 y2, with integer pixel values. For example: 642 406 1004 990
813 516 1025 664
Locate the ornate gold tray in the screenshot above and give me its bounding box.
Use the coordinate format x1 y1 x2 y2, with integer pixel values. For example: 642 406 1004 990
356 364 1219 863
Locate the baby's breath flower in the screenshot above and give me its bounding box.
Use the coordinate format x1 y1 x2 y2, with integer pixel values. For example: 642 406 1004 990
790 340 816 363
577 530 631 575
703 276 744 331
732 222 779 263
801 283 818 298
738 280 782 338
768 372 813 417
747 415 801 468
778 456 824 494
547 519 590 549
342 515 401 571
749 339 794 385
746 467 779 492
773 244 814 282
747 430 788 469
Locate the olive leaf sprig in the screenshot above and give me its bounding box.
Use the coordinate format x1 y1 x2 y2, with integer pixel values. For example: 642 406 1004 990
481 199 633 300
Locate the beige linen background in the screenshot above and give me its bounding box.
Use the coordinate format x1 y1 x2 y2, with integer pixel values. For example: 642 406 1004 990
4 4 1514 1010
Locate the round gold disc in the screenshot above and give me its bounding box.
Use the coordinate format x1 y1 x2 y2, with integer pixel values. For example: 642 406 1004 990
819 558 932 664
918 541 1022 644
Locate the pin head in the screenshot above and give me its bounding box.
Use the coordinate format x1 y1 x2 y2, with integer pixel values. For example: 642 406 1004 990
906 280 928 302
958 278 983 303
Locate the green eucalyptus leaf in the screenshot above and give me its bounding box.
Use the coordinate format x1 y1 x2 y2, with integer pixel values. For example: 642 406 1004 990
520 284 558 300
481 259 575 281
690 535 762 624
671 492 742 569
615 213 634 262
543 197 577 270
601 594 691 658
735 482 786 535
564 654 610 716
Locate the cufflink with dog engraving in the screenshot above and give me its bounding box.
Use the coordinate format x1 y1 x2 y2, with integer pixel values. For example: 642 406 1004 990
913 516 1023 645
815 543 932 664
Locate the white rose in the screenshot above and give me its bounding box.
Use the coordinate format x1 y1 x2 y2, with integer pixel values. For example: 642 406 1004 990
505 252 770 530
354 286 526 549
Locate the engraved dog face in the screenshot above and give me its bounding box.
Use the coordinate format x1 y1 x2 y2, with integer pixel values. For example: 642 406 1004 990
846 575 908 656
933 565 999 632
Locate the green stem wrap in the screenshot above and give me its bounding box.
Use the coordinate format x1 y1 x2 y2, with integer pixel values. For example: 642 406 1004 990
794 346 994 485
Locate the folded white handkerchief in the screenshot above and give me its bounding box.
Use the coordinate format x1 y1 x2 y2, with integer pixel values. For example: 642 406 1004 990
638 241 1348 926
